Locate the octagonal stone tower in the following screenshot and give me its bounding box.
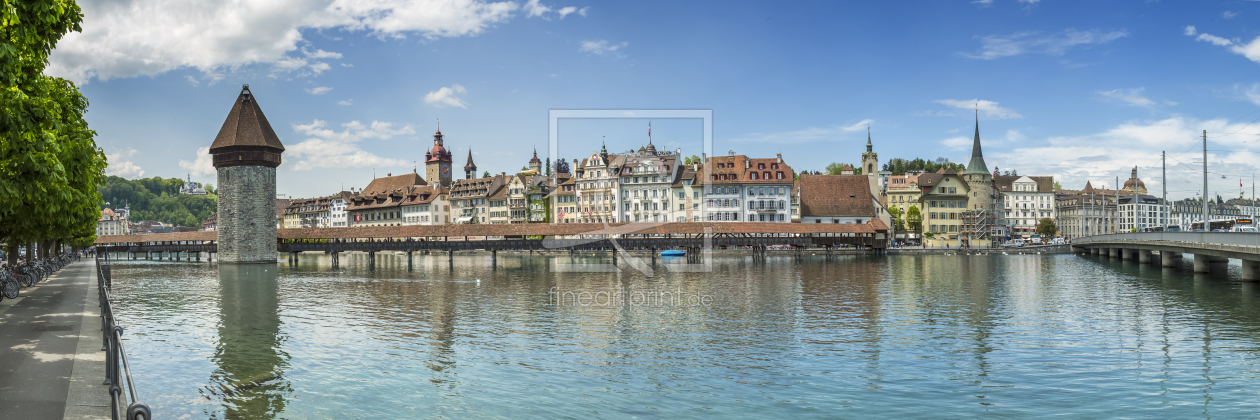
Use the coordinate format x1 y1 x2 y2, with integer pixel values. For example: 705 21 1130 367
210 85 285 263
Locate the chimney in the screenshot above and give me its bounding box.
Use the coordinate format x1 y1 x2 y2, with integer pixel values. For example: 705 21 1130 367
729 150 734 157
745 159 750 169
777 153 783 164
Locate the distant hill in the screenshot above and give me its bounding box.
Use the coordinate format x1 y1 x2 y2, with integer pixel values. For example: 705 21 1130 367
98 176 217 228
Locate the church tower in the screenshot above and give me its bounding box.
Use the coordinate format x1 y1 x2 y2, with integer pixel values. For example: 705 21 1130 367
529 147 542 174
861 128 880 197
465 149 477 180
210 85 284 263
964 111 992 211
425 129 453 187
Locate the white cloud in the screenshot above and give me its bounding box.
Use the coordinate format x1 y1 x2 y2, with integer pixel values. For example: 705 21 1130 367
1020 0 1040 3
1241 84 1260 106
941 129 1023 151
1096 87 1157 107
285 119 416 170
973 0 994 5
106 149 145 178
1224 11 1238 19
994 116 1260 197
933 99 1023 119
525 0 551 17
1187 26 1260 64
184 75 199 86
338 99 354 106
580 40 629 56
840 119 874 132
424 84 469 108
305 86 333 95
578 6 588 17
557 6 577 18
45 0 526 83
732 120 874 144
964 29 1128 60
178 147 214 177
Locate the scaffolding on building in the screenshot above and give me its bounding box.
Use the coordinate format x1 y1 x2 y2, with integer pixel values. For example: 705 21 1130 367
960 208 999 244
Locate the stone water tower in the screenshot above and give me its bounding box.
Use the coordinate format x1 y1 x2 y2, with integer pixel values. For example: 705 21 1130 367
209 85 285 263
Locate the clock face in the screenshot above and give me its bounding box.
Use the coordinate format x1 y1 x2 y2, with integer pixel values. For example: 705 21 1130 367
442 164 450 176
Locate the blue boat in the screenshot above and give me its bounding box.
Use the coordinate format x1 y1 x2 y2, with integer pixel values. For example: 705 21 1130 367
660 250 686 257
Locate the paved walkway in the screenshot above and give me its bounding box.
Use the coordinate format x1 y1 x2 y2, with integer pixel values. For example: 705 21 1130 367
0 260 110 419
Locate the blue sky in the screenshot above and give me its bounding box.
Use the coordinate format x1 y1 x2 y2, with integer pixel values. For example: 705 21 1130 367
48 0 1260 200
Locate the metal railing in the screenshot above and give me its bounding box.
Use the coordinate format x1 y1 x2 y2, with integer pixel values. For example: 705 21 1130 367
1074 232 1260 248
95 250 152 420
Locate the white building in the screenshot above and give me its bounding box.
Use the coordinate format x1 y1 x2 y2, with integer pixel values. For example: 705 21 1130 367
994 175 1056 237
329 191 351 227
97 208 127 236
401 185 450 225
670 163 704 223
618 144 680 223
701 151 794 222
575 145 623 223
1118 194 1170 232
179 174 208 195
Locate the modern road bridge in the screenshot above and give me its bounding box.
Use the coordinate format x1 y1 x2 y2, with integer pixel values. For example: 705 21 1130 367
1072 232 1260 279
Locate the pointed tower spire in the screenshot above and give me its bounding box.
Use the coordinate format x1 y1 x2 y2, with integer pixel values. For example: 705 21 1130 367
866 126 872 152
965 108 989 175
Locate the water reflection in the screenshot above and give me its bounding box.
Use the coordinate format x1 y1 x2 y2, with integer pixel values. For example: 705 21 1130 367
205 264 290 419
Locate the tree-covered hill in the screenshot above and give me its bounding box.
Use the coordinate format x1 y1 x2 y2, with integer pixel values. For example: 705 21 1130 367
99 176 217 227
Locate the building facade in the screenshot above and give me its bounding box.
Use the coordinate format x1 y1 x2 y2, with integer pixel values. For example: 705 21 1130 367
97 208 127 236
670 163 703 223
994 175 1055 237
1117 194 1169 232
1056 193 1117 238
575 145 622 223
346 172 427 227
702 151 794 222
619 144 680 223
450 174 506 224
424 129 454 188
400 185 450 225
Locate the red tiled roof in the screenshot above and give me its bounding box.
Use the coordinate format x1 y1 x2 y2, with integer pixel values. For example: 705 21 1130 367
798 175 875 217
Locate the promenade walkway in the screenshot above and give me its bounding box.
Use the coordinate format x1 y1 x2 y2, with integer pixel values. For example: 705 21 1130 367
0 260 110 419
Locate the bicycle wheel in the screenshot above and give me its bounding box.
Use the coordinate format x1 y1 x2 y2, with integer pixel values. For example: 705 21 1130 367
21 274 34 287
2 279 18 299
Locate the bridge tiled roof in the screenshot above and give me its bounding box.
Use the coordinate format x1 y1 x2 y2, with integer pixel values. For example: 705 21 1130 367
94 221 886 244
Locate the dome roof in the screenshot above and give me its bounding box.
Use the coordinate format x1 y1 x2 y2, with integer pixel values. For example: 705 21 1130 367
426 130 451 163
644 142 657 155
1124 178 1145 189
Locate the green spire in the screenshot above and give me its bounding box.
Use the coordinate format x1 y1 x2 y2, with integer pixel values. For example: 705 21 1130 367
965 110 989 175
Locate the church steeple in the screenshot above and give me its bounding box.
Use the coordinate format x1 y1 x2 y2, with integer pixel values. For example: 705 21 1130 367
866 127 872 153
464 149 477 179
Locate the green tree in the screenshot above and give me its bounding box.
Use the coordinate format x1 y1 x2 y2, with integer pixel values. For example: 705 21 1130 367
905 205 923 238
1036 217 1057 237
483 171 490 178
1052 180 1062 190
0 0 105 261
683 154 701 165
888 206 904 235
825 162 861 175
545 157 551 176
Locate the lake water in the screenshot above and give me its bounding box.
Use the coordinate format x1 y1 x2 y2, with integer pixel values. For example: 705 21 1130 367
102 252 1260 419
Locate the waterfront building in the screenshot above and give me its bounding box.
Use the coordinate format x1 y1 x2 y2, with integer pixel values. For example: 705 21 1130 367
97 208 127 236
670 163 703 223
275 198 289 229
210 84 284 263
346 171 427 227
618 144 680 223
528 176 550 223
488 186 510 224
798 174 884 224
702 151 794 222
551 173 577 223
424 129 454 188
284 195 335 228
450 174 507 224
575 145 623 223
328 191 351 227
1056 191 1116 238
400 185 450 225
916 168 970 245
994 175 1055 237
508 174 529 223
790 179 801 222
1226 198 1259 220
1117 194 1169 232
201 213 216 231
1170 197 1243 229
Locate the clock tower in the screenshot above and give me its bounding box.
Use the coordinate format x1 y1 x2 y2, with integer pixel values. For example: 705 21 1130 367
424 129 453 187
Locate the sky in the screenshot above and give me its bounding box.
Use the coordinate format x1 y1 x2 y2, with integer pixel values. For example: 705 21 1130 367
47 0 1260 201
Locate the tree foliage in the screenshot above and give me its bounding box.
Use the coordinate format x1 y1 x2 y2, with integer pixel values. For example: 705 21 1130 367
888 206 904 234
1036 217 1057 237
905 205 922 236
0 0 103 255
98 176 217 227
825 162 861 175
881 157 965 175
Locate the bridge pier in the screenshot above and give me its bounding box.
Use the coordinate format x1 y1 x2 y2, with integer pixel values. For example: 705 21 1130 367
1192 254 1225 273
208 252 212 263
492 248 497 266
612 247 617 265
1121 249 1134 261
448 249 454 264
1242 260 1260 281
367 251 375 269
407 251 413 271
1138 250 1152 265
1161 251 1179 268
